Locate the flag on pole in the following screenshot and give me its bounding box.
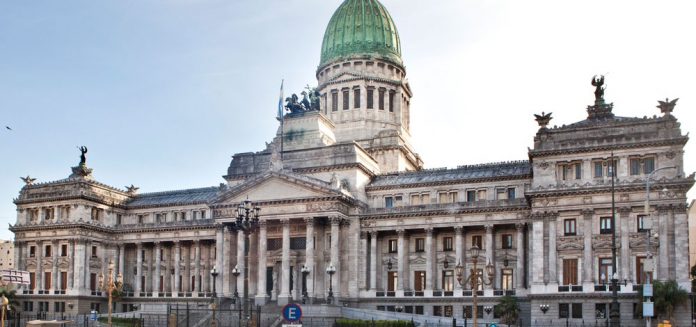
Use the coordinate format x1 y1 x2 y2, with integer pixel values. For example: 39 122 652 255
277 80 284 120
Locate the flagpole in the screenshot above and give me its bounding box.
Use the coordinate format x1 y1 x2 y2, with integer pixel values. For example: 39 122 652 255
279 80 284 160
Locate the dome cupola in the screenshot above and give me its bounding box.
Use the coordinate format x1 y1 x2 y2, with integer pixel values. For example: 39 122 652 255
320 0 402 69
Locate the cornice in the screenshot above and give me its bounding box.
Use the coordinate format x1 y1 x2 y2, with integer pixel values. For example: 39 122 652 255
529 137 688 158
361 200 529 220
367 174 531 191
526 177 694 197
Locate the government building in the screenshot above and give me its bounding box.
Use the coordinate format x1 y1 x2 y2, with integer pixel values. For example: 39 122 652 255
9 0 693 325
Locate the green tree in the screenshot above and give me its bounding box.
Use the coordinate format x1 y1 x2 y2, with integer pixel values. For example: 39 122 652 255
0 288 20 311
638 280 688 325
494 295 520 326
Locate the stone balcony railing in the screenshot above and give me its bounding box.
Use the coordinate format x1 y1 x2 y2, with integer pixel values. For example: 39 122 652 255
113 218 215 231
365 198 527 215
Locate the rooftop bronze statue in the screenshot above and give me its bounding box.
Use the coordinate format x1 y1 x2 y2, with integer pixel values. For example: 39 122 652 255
592 75 605 102
77 146 88 165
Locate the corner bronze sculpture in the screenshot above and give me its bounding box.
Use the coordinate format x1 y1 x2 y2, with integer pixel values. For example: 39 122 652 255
77 146 88 165
305 85 321 111
20 175 36 185
534 112 553 128
591 75 605 102
285 94 304 114
657 98 678 115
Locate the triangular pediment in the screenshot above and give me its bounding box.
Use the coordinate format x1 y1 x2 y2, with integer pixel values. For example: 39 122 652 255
213 171 348 205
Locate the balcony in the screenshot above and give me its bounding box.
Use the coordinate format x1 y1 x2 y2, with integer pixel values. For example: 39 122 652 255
91 291 102 296
433 290 442 296
462 290 473 296
386 291 396 297
415 291 424 297
376 291 385 297
366 198 528 215
444 291 454 297
403 291 413 296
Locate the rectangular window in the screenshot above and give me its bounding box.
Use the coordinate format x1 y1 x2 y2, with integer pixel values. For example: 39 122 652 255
367 89 374 109
24 301 34 312
477 190 487 201
467 190 476 202
387 271 397 291
449 192 457 203
385 197 393 208
388 92 394 112
637 215 648 232
562 165 567 180
394 196 403 207
414 271 426 291
502 234 513 249
596 303 607 319
563 259 578 285
507 188 516 200
54 302 65 313
60 272 67 290
644 157 655 174
343 90 349 110
438 193 447 204
433 306 442 317
442 270 454 291
444 305 453 318
415 238 425 252
44 272 51 290
138 215 144 224
378 90 385 110
331 92 338 111
388 239 398 253
30 246 36 257
600 217 612 234
90 273 97 291
572 303 583 319
30 272 35 290
594 162 603 178
575 164 582 179
92 246 98 258
443 237 453 251
45 245 51 257
559 303 569 318
415 306 424 315
636 256 653 284
599 258 613 283
607 160 618 177
496 189 506 200
192 211 197 220
564 219 577 236
422 194 430 204
472 236 482 249
201 210 206 219
630 159 640 175
117 214 122 224
463 306 473 319
354 89 361 108
411 194 420 205
501 269 513 290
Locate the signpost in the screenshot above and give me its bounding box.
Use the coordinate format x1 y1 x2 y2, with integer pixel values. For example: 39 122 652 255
282 303 302 327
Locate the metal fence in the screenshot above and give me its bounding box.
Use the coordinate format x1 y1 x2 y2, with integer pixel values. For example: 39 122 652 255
167 303 262 327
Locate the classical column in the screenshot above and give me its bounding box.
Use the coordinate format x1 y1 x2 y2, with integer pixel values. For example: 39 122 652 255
136 242 143 293
35 241 43 292
425 227 434 291
657 205 669 280
165 244 172 292
256 221 268 304
51 240 58 292
276 219 291 305
547 213 558 286
370 231 378 291
183 242 190 292
454 226 463 290
515 223 525 289
206 242 213 292
236 229 245 298
396 229 406 291
155 241 162 293
68 240 75 290
582 209 594 285
330 217 341 297
531 214 545 288
619 207 631 283
304 218 315 300
118 243 125 277
174 240 181 292
484 224 494 290
223 228 232 297
215 224 224 295
194 240 201 292
673 204 689 283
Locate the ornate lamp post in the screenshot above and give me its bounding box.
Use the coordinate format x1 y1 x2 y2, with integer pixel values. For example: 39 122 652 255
98 259 123 327
455 245 493 327
210 266 218 327
225 199 260 325
301 265 310 304
232 265 241 305
326 263 336 304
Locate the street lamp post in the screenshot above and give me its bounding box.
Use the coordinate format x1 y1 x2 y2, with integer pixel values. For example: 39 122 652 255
326 263 336 304
301 265 310 304
455 245 493 327
643 165 679 327
98 260 123 327
210 266 218 327
232 265 241 306
224 199 260 326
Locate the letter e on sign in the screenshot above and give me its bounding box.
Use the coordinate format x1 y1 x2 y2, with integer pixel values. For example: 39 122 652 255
282 303 303 323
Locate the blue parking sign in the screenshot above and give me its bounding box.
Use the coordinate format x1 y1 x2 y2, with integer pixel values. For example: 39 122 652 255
282 303 302 323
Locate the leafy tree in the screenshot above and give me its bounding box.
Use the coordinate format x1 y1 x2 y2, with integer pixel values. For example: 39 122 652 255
494 295 520 326
0 288 19 311
637 280 688 325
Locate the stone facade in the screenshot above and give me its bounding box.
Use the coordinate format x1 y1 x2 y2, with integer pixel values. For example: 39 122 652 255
0 240 15 270
9 0 694 325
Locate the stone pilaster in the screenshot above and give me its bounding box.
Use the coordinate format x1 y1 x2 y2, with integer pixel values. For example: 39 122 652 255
215 224 224 295
330 216 341 298
51 240 58 292
484 224 494 290
256 220 268 305
582 209 594 286
118 243 124 277
278 219 292 305
673 204 689 283
155 241 162 293
236 229 245 298
547 212 558 286
657 205 669 280
194 240 201 292
454 226 463 290
530 213 545 291
35 241 43 292
396 229 406 291
174 240 181 292
619 207 631 283
359 231 368 292
136 242 143 293
68 240 75 290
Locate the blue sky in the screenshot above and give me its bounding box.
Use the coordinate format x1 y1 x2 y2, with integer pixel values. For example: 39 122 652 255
1 0 695 240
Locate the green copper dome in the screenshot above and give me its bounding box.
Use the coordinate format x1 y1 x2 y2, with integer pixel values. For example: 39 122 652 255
320 0 402 68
